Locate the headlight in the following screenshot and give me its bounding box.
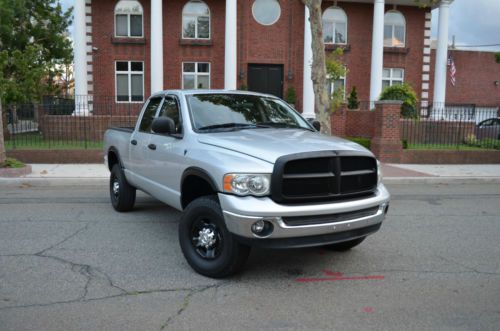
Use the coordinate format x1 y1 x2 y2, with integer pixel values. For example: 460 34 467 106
223 174 271 196
377 160 383 185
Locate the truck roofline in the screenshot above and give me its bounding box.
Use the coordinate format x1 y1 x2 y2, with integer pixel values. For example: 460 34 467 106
150 89 278 99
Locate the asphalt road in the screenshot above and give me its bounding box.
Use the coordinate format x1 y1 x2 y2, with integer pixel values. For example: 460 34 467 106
0 183 499 331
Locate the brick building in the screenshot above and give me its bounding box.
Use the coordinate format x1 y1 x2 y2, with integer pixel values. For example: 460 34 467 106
72 0 460 116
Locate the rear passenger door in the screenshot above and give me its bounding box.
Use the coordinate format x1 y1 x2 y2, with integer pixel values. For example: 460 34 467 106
128 96 163 180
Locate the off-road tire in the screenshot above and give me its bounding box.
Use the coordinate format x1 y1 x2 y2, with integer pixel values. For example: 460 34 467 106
110 164 136 212
179 196 250 278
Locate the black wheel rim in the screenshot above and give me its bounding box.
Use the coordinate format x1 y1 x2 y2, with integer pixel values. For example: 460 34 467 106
111 175 120 201
191 217 223 260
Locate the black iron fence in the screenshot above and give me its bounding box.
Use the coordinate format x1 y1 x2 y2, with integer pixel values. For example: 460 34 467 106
3 96 500 151
400 103 500 150
4 95 141 150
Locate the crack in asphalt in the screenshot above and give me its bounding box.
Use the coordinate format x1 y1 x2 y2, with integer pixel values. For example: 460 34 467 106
0 224 222 314
0 284 220 312
159 284 223 331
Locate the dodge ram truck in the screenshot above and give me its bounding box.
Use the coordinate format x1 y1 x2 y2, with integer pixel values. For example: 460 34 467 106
104 90 390 278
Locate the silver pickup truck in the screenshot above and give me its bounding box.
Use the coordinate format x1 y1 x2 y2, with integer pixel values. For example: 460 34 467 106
104 90 390 278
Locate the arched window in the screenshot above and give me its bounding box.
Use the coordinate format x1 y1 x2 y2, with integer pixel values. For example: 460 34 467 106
182 1 210 39
384 11 406 47
115 0 143 38
322 7 347 44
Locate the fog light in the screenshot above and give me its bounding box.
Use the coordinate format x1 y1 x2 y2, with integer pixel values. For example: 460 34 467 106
251 220 265 234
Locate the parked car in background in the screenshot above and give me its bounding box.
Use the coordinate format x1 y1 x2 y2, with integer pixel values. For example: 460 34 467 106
476 118 500 140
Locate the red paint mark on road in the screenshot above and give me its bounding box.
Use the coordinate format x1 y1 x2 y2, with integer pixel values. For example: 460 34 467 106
322 270 343 277
363 307 375 313
295 270 384 283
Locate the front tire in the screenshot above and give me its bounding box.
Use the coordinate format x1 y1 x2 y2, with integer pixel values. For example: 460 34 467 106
179 196 250 278
110 164 136 212
323 237 366 251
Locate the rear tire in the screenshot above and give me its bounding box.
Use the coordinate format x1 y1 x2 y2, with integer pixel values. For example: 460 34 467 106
110 164 136 212
323 237 366 251
179 196 250 278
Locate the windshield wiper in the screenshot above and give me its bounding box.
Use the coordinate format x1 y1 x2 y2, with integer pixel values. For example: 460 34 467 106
198 123 258 131
258 122 314 131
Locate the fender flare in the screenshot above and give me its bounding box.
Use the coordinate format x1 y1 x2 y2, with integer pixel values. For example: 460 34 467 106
181 167 219 192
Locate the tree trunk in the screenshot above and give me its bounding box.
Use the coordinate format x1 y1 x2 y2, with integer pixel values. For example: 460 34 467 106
0 103 6 165
302 0 331 135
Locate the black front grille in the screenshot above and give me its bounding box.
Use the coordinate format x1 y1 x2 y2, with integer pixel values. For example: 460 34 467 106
271 151 378 204
282 206 380 226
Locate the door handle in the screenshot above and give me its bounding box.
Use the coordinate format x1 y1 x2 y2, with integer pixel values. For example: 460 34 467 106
131 139 137 145
148 144 157 150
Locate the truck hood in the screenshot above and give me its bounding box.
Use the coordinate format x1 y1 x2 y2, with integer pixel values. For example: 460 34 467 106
197 129 372 163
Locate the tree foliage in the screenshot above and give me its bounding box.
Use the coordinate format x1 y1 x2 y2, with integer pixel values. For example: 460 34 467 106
0 0 72 164
0 0 73 104
325 48 347 113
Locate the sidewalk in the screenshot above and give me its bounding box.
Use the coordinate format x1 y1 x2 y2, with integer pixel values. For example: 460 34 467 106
1 163 500 186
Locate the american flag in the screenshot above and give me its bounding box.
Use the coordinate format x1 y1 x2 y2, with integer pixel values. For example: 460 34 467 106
448 55 456 86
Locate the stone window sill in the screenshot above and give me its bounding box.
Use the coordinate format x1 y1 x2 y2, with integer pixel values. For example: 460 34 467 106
384 47 409 54
325 44 351 52
179 39 213 46
111 37 147 45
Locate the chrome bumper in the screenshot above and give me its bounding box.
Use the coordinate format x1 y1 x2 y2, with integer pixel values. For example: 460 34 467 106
218 184 390 240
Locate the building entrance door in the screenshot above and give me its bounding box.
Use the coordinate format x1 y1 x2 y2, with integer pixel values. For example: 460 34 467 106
247 64 283 98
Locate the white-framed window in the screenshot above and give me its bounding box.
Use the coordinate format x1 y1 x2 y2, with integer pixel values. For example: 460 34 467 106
382 68 404 89
182 1 210 39
115 0 144 38
384 10 405 47
115 61 144 102
252 0 281 26
327 75 347 100
322 7 347 44
182 62 210 89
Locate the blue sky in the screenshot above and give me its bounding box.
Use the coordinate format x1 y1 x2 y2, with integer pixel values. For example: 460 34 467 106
60 0 500 51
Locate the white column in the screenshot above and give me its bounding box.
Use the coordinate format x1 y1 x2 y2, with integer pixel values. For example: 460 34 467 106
224 0 237 90
151 0 164 93
73 0 88 115
302 6 315 119
369 0 385 108
433 0 452 107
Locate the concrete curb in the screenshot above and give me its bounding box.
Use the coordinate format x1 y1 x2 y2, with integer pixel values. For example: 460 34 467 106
0 177 107 187
0 165 32 178
2 176 500 187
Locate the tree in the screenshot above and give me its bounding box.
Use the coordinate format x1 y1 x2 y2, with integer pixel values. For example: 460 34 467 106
0 0 72 164
302 0 330 134
379 83 418 118
325 48 347 113
347 86 360 110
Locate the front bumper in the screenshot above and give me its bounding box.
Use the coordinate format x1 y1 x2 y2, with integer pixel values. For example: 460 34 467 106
218 184 390 248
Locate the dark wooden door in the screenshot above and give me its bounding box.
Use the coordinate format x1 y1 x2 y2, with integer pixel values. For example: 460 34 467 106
247 64 283 98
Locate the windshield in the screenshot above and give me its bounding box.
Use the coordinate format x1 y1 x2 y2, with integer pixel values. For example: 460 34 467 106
186 93 313 132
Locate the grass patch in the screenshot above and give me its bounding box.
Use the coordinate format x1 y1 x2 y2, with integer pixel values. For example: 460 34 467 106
6 141 103 150
346 136 371 149
5 132 102 150
407 143 498 151
1 157 25 168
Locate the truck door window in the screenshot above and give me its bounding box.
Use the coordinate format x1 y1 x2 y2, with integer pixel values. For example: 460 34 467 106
139 97 162 132
159 96 182 134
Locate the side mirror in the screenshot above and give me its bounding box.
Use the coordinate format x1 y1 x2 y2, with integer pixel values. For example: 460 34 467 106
308 119 321 131
152 117 175 135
